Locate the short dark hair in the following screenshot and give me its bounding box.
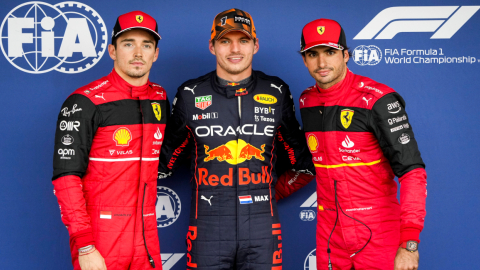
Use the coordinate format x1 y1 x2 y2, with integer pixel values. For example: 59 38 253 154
299 45 351 65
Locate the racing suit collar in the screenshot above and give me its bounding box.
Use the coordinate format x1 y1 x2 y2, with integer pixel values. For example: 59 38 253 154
211 70 257 99
108 68 152 98
314 68 353 101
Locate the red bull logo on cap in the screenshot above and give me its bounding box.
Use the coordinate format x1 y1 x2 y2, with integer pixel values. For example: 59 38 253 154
203 139 265 164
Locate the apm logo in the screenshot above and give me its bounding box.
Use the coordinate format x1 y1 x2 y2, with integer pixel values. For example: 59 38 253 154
156 186 181 228
0 1 107 74
354 6 480 39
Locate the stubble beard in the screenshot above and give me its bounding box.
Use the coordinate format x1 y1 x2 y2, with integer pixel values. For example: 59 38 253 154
126 67 147 78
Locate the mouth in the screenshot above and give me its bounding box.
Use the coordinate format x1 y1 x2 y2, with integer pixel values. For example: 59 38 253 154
315 68 332 77
227 55 244 64
129 59 146 66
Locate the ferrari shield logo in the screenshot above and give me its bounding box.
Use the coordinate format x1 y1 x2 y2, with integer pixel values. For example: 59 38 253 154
340 109 354 129
151 102 161 121
136 15 144 23
317 26 325 35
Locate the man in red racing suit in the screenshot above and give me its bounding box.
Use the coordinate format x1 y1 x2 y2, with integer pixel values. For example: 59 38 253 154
52 11 167 270
298 19 427 270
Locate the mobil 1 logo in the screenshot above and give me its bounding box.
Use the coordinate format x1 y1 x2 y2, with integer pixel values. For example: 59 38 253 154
1 1 107 74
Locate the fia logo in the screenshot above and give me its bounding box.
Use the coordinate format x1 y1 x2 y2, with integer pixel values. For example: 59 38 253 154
0 2 107 74
352 45 382 66
156 186 181 228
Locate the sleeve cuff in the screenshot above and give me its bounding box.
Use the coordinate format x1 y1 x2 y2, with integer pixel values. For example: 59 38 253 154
400 225 422 244
70 228 95 250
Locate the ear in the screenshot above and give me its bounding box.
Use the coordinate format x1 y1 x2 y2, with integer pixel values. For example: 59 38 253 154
343 50 349 64
209 40 216 55
253 38 259 55
302 54 308 68
153 47 159 62
108 44 116 61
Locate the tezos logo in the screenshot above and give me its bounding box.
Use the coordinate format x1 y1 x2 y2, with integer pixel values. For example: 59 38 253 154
352 45 382 66
1 1 107 74
304 248 316 270
300 210 316 221
156 186 181 228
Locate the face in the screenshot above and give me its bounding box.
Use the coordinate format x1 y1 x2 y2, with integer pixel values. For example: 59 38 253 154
302 46 349 89
108 29 159 79
209 31 259 78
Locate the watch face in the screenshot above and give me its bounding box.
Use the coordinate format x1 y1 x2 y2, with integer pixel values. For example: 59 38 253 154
407 241 418 251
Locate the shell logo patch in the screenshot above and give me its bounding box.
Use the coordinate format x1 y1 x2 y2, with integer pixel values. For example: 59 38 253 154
151 102 161 121
317 26 325 35
113 127 132 147
340 109 354 129
307 134 318 153
318 205 324 211
254 94 277 105
136 15 143 23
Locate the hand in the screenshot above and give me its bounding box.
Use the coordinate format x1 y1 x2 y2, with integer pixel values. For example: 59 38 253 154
78 249 107 270
394 246 419 270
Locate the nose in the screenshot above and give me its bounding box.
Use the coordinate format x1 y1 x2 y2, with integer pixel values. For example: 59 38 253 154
317 54 327 69
230 40 241 53
134 46 143 58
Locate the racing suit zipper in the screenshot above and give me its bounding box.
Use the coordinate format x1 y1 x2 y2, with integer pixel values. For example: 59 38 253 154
236 95 241 245
139 102 155 268
238 96 242 118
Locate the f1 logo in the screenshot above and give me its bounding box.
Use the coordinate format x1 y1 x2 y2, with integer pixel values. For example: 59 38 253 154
354 6 480 39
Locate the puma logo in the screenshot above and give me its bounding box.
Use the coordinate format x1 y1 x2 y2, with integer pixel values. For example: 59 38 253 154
270 84 283 93
184 85 197 94
201 195 213 206
362 97 372 105
300 98 305 106
95 93 105 100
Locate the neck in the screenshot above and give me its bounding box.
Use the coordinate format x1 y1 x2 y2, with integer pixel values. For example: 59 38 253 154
216 65 252 82
317 67 347 90
113 66 149 87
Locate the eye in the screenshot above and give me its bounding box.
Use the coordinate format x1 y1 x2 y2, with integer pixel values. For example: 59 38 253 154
144 44 152 49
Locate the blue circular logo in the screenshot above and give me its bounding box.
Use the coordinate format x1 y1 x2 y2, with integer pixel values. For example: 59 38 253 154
156 186 181 228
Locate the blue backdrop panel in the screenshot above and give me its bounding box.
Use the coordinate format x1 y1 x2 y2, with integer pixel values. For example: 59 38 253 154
0 0 479 269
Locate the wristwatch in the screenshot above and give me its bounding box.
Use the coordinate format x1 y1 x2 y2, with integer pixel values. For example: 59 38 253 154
78 245 95 253
400 241 418 252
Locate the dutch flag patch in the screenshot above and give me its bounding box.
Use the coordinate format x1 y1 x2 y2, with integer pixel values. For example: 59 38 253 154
238 195 253 204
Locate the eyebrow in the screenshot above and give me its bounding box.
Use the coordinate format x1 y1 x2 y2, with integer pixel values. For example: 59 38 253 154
119 38 154 44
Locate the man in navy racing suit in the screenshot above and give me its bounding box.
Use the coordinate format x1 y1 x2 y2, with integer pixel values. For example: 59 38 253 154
158 8 315 270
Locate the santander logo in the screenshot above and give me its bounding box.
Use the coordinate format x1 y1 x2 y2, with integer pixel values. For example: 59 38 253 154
341 135 354 148
154 128 162 140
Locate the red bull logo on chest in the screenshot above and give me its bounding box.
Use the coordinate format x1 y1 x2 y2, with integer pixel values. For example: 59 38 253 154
203 139 265 164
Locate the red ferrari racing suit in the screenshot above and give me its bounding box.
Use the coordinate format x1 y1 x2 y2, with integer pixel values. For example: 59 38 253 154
52 69 168 269
299 69 427 270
